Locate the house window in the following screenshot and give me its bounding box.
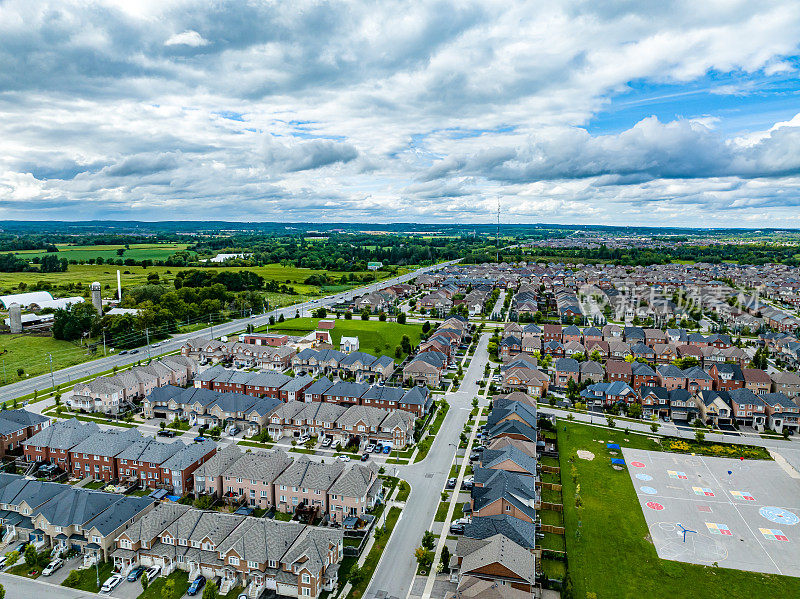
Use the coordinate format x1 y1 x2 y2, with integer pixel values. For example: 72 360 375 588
302 572 311 584
230 557 240 566
268 560 277 569
248 561 258 569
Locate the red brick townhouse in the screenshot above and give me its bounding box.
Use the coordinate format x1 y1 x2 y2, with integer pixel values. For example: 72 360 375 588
69 428 143 482
23 418 99 467
0 409 50 457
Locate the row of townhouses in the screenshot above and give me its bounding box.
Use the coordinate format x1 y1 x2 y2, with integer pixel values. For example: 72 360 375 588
23 419 217 494
71 355 198 414
194 445 383 523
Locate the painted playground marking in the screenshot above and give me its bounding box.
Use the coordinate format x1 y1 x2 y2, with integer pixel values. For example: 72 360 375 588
759 528 789 542
631 461 646 468
692 486 715 497
636 473 653 481
705 522 732 536
650 522 728 563
668 470 688 480
731 490 755 501
640 486 658 495
759 506 799 526
697 505 712 513
647 501 665 511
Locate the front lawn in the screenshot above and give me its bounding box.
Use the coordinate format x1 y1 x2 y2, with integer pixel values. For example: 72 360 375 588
138 570 190 599
558 420 800 599
5 563 40 578
61 560 114 593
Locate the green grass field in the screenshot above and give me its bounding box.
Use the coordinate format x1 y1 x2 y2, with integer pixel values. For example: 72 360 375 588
265 317 422 361
558 420 800 599
0 333 102 385
0 262 392 297
13 242 192 262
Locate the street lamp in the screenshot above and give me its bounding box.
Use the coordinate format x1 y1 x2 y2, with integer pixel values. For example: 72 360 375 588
95 549 100 589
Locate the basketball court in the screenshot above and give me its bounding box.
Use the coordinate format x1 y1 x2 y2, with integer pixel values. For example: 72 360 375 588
622 447 800 577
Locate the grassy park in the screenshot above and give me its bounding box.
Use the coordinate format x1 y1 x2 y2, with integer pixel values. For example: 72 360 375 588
266 317 423 361
557 420 800 599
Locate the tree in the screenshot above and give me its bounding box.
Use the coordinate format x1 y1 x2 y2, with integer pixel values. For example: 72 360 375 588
606 415 616 428
627 403 643 419
422 321 431 334
421 530 436 550
348 564 365 585
202 581 219 599
397 312 407 324
650 415 660 433
141 572 149 592
566 378 579 401
695 429 706 444
164 578 176 597
441 545 450 571
378 311 387 322
24 544 37 569
360 308 371 320
0 582 4 599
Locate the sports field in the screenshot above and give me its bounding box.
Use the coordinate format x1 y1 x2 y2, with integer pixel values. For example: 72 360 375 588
264 317 422 361
558 420 800 599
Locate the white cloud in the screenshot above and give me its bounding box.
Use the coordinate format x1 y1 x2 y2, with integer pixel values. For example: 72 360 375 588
0 0 799 225
164 30 208 47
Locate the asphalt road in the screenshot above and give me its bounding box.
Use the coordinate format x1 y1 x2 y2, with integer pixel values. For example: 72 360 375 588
366 332 491 599
0 572 101 598
0 260 458 403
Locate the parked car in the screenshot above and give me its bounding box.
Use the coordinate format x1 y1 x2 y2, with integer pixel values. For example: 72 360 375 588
449 523 465 534
296 434 310 444
446 477 457 490
157 430 175 438
42 558 64 576
119 350 128 355
187 575 206 596
321 437 332 447
365 444 376 453
13 541 28 554
101 574 124 593
461 477 474 490
337 455 351 462
130 349 139 354
127 566 145 581
227 426 241 436
194 436 207 443
0 555 6 569
372 444 383 453
469 452 481 461
145 565 161 580
382 445 391 454
472 445 485 453
361 453 370 461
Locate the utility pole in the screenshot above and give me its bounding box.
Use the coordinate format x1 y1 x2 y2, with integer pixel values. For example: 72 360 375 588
48 353 55 391
496 197 501 263
102 330 106 356
2 358 5 384
145 328 151 360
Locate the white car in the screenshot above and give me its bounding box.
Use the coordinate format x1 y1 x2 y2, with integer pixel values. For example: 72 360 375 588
42 558 64 576
0 555 7 569
337 455 351 462
100 573 124 593
145 565 161 580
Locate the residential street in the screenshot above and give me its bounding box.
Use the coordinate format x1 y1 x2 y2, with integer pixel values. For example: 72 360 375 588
365 332 491 599
0 572 100 598
0 260 458 405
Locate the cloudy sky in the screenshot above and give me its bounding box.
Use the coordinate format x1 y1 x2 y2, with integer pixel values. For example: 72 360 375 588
2 0 800 227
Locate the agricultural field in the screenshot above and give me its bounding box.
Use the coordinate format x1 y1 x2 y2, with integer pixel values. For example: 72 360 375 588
0 262 394 297
12 242 192 262
264 317 423 361
557 420 800 599
0 333 103 385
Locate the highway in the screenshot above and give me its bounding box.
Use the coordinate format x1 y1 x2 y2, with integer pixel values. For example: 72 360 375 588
0 260 458 404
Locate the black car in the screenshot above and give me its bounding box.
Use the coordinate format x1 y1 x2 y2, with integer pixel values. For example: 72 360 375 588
127 566 144 582
156 430 176 438
361 452 370 461
449 523 465 534
130 349 139 354
469 452 481 461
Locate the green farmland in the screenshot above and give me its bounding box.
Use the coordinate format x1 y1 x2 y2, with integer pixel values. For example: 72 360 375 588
0 334 103 385
13 242 192 262
0 262 394 297
557 420 800 599
265 317 422 361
